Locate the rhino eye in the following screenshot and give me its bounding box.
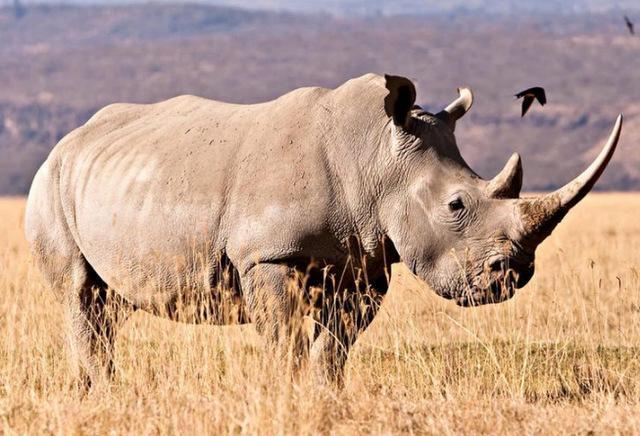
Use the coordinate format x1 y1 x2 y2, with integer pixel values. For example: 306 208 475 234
448 198 465 212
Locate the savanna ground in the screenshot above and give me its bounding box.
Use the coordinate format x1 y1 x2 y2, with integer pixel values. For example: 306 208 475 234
1 194 640 434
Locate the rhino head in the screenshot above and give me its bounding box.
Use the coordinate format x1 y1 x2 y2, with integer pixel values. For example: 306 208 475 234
379 74 622 306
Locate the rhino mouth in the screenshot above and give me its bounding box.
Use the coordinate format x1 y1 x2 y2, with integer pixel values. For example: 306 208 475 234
454 257 535 307
455 270 519 307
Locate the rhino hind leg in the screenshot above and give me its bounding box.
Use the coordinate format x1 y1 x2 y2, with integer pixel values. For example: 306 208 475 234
63 258 136 391
25 172 135 390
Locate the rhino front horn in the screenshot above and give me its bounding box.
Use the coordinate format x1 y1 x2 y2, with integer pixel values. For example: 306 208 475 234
519 114 623 242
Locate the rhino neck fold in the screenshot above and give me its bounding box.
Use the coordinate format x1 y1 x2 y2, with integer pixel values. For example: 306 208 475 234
322 132 390 256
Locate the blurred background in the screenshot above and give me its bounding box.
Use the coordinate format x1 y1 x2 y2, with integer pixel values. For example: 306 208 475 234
0 0 638 194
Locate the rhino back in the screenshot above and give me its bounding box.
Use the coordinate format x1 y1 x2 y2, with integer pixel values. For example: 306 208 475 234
43 87 344 300
27 73 390 307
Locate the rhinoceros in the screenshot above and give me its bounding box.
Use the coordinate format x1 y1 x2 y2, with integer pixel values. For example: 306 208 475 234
25 73 622 388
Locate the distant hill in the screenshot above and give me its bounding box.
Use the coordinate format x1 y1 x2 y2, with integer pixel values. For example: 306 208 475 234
0 3 638 194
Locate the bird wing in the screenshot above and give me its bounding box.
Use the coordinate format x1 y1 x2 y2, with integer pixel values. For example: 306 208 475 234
534 88 547 105
625 16 635 34
521 95 535 117
514 89 529 99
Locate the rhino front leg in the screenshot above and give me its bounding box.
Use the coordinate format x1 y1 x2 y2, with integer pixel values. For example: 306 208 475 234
309 329 347 386
310 279 386 387
241 263 310 371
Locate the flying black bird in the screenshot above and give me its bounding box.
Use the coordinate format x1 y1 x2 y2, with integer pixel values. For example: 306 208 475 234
515 87 546 117
624 15 635 35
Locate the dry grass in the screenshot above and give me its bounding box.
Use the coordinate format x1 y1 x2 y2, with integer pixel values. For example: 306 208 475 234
1 194 640 434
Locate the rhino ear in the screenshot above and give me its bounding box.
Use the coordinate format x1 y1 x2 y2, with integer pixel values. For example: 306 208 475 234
384 74 416 127
435 87 473 131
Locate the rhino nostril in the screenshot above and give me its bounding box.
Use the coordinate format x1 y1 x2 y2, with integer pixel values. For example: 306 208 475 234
488 259 504 273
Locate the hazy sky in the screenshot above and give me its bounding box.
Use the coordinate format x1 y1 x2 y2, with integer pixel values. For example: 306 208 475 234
11 0 640 16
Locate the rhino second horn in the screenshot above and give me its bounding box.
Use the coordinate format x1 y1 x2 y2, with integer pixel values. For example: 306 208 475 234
444 87 474 121
436 87 474 130
519 114 623 240
486 152 523 199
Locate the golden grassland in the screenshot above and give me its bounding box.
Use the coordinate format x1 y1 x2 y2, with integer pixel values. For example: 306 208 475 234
1 194 640 434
